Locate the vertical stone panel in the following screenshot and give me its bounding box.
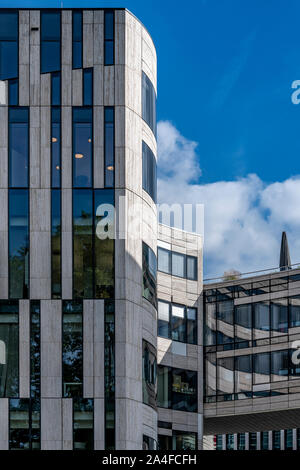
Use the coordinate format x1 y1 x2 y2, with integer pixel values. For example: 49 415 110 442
93 65 104 105
72 69 83 106
0 105 8 298
0 399 8 449
104 67 115 105
19 11 30 106
41 398 62 449
30 189 51 299
83 11 94 68
94 398 105 450
30 106 40 188
41 300 62 398
93 300 104 398
62 398 73 450
19 299 30 398
29 11 40 106
83 300 94 398
40 73 51 106
61 19 72 106
61 189 73 299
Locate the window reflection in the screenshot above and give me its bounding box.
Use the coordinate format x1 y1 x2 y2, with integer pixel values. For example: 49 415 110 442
41 11 61 73
142 242 157 308
157 365 197 412
51 189 61 298
30 301 40 398
104 107 114 188
72 11 82 69
142 141 157 203
9 399 40 450
0 301 18 398
142 340 157 409
0 11 18 80
73 398 93 450
9 107 29 188
104 10 114 65
142 71 157 137
73 108 93 188
62 301 83 397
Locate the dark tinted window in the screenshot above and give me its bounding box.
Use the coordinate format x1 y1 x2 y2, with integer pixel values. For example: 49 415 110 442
0 11 18 80
142 340 157 409
0 301 18 397
73 398 93 450
8 79 18 105
51 189 61 299
142 71 157 137
142 141 157 203
73 107 93 188
9 399 40 450
142 242 157 307
41 11 61 73
105 107 114 187
30 301 40 398
72 11 82 69
9 107 29 188
51 72 61 105
104 10 114 65
83 68 93 106
62 301 83 397
51 107 61 188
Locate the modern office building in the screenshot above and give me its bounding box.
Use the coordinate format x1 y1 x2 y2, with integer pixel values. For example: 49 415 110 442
0 7 164 450
203 266 300 450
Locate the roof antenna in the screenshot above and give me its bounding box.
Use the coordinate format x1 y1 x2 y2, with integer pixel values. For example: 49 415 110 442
279 231 291 271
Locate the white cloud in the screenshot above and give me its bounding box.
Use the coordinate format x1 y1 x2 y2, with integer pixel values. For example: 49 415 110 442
157 120 300 278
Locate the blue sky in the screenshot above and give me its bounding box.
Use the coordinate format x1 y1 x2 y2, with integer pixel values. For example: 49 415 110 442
3 0 300 276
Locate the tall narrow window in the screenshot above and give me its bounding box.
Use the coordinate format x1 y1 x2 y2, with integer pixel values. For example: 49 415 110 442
104 10 114 66
142 71 157 137
73 398 94 450
72 11 82 69
186 256 197 281
83 68 93 106
8 79 18 105
142 242 157 308
30 301 40 398
0 301 18 397
142 141 157 203
9 107 29 188
158 301 170 339
9 399 40 450
104 107 114 188
0 11 18 80
9 189 29 299
62 301 83 397
51 107 61 188
105 300 115 450
142 340 157 409
73 108 93 188
94 190 114 298
51 190 61 299
73 190 93 298
51 72 61 106
41 11 61 74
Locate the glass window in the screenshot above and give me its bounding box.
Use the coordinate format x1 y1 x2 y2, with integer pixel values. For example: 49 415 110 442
173 431 197 450
297 428 300 450
157 247 171 274
8 79 18 105
62 301 83 397
142 71 157 137
142 340 157 409
94 190 115 299
0 11 18 80
226 434 234 450
142 141 157 203
172 368 197 412
249 432 257 450
235 304 252 348
104 107 114 188
271 350 289 382
104 10 114 65
205 353 216 397
143 435 157 450
285 429 293 450
51 72 61 106
73 107 93 188
187 307 197 345
253 352 270 384
272 430 281 450
158 300 170 339
41 11 61 73
72 11 82 69
271 299 288 334
9 107 29 188
171 304 185 342
157 365 170 409
104 301 115 450
172 252 185 278
238 433 246 450
9 189 29 299
83 68 93 106
216 435 223 450
217 357 234 396
142 242 157 308
73 399 93 450
186 256 197 281
73 190 93 298
0 301 18 397
290 296 300 328
254 302 270 339
205 302 216 346
235 355 252 395
51 189 61 299
30 301 40 398
9 399 40 450
217 301 234 346
51 107 61 188
158 435 172 450
261 431 269 450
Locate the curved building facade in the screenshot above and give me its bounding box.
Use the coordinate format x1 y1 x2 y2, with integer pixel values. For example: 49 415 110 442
0 7 160 450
